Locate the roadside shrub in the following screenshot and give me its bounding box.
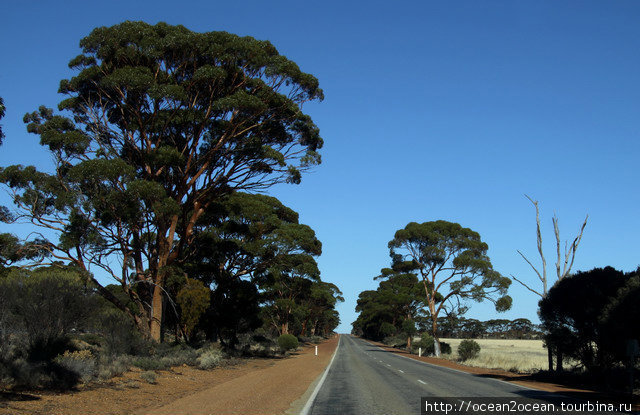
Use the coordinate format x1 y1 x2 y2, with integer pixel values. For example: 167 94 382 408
458 339 481 361
54 350 96 384
132 356 167 371
97 355 131 380
414 333 435 355
277 334 299 351
197 349 224 370
382 335 406 348
97 309 150 356
4 358 80 390
140 370 157 384
0 268 95 362
440 341 452 355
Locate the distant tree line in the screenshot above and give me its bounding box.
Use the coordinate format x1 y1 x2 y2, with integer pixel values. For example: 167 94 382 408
437 316 541 340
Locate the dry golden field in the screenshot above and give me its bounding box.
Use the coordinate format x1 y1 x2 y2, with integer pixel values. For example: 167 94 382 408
440 338 550 373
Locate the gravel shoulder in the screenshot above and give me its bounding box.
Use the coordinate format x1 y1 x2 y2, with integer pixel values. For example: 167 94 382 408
0 336 338 415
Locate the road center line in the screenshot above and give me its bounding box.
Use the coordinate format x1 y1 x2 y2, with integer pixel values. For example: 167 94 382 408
418 379 427 384
398 370 404 373
386 364 391 367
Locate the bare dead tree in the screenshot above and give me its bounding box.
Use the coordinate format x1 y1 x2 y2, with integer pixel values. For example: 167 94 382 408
510 194 588 371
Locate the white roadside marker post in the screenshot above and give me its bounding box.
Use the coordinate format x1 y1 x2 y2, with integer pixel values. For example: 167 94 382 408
315 345 318 356
419 347 422 357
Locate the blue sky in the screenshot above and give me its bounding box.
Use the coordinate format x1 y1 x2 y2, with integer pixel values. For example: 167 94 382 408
1 1 639 333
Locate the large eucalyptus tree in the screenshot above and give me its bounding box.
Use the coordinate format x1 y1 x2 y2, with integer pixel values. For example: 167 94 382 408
0 21 324 341
388 220 512 356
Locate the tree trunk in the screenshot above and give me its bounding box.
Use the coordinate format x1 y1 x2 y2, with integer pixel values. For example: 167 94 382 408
429 300 441 357
407 335 412 352
547 347 554 372
150 283 164 342
556 351 564 372
281 322 289 335
434 337 441 357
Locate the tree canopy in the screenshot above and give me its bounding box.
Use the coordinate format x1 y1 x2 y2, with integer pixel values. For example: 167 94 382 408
0 21 324 341
388 220 511 355
539 266 631 372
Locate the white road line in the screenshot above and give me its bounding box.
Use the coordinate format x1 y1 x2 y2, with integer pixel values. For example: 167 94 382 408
300 336 341 415
398 370 405 373
386 364 391 367
358 337 539 392
418 379 427 385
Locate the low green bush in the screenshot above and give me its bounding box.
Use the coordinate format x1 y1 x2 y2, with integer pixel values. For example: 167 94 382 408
413 333 435 355
140 370 157 384
97 355 131 380
132 356 167 371
458 339 481 361
277 334 299 351
197 349 224 370
54 350 96 384
382 335 406 348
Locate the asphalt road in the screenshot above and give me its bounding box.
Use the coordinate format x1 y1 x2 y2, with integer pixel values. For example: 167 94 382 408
306 335 597 415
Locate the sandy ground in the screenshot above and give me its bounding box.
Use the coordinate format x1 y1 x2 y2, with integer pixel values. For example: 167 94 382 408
0 336 338 415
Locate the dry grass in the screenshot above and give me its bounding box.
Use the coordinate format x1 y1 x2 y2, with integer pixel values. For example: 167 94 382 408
441 338 551 373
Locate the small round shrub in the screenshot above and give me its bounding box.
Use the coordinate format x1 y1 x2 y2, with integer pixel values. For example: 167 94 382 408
197 349 224 370
414 333 434 355
54 350 96 384
140 370 157 384
458 339 481 361
277 334 299 351
440 341 452 355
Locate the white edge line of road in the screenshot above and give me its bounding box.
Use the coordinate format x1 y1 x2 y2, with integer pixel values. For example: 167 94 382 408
359 337 540 392
300 335 342 415
362 339 597 406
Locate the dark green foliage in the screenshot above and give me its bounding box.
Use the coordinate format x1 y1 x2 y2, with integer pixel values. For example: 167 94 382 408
539 266 630 372
352 270 426 341
204 278 262 347
277 334 299 351
0 267 94 361
1 21 325 341
132 357 166 371
414 333 435 354
388 220 511 355
96 309 150 356
600 269 640 362
458 339 481 361
440 342 452 354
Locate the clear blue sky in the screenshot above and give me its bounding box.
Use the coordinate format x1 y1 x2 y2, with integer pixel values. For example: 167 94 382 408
1 1 639 333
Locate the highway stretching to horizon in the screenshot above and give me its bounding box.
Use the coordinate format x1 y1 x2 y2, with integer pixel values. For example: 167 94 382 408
304 335 619 415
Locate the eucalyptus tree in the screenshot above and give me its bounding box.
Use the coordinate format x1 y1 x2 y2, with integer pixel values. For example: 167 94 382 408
352 269 426 345
186 191 324 337
0 21 324 341
388 220 512 356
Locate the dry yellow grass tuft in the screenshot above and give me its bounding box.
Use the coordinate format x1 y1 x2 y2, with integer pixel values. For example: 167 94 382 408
441 338 550 373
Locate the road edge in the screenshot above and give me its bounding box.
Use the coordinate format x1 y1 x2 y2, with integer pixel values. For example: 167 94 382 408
293 334 341 415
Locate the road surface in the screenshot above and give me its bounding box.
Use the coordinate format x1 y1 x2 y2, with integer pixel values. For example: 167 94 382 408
306 335 596 415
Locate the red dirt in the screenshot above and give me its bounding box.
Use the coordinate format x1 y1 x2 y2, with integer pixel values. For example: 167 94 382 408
0 336 338 415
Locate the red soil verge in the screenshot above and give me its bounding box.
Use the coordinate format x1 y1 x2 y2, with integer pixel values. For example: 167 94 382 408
0 336 338 415
365 339 639 410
